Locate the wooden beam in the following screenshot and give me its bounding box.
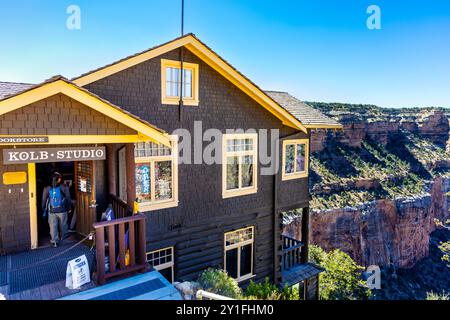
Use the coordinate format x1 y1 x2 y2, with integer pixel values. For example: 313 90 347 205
300 207 310 264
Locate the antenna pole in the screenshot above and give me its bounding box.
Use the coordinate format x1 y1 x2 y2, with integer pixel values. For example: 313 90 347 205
181 0 185 36
179 0 185 122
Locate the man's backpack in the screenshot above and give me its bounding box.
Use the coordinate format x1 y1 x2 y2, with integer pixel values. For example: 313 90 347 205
49 186 64 211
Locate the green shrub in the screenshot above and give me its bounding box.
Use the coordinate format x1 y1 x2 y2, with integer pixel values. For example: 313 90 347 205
244 278 299 300
309 245 371 300
426 291 449 300
197 268 242 299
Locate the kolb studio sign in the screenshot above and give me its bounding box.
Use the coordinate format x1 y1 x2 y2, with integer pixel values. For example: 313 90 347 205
3 147 106 164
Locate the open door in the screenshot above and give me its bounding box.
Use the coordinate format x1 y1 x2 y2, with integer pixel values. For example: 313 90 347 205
75 161 97 236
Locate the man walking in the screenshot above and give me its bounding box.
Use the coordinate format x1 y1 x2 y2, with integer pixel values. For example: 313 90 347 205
42 171 71 247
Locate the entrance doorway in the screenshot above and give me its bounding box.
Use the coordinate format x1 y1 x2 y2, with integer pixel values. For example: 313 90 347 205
36 162 75 247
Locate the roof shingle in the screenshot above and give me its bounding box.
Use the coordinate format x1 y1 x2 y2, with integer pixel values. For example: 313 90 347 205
0 81 34 100
266 91 342 129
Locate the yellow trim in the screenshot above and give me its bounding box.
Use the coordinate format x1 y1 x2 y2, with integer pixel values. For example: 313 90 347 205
281 138 309 181
0 135 158 146
2 171 27 185
222 133 258 199
135 136 179 212
0 80 171 147
161 59 199 106
28 163 38 249
72 35 307 133
304 124 343 130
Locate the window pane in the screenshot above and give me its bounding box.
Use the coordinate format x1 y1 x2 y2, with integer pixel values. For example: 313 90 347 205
135 164 151 202
184 69 192 85
183 83 192 98
225 227 253 246
240 244 252 276
241 155 254 188
226 156 239 190
245 138 253 151
225 248 238 279
227 139 236 152
154 161 172 201
285 144 295 174
296 144 306 173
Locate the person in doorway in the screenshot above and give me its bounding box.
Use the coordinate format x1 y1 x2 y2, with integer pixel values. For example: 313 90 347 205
42 171 72 247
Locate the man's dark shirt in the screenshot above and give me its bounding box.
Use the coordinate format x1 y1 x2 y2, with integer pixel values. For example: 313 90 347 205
42 183 72 213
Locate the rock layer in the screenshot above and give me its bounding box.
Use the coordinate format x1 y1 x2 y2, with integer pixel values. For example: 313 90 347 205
284 177 449 269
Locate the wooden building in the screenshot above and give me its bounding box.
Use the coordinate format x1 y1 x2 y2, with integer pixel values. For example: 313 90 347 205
0 34 342 299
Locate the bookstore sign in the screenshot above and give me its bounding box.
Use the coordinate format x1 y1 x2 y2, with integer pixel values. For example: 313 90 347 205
0 136 49 144
3 147 106 165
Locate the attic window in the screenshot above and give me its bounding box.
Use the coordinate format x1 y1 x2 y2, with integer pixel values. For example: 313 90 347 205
161 59 199 106
282 139 309 181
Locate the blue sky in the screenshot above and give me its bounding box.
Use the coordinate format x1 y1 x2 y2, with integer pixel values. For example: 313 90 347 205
0 0 449 108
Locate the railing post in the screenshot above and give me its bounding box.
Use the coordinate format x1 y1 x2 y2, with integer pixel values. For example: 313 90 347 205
301 207 310 264
138 218 146 266
95 227 106 285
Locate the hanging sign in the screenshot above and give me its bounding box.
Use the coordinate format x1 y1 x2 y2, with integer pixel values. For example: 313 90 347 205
0 136 49 145
65 254 91 290
3 147 106 164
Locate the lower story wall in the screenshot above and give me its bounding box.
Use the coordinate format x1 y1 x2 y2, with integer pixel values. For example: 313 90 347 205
146 208 274 284
0 149 30 254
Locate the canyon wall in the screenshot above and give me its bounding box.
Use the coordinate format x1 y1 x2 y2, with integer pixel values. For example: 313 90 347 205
285 177 449 268
310 110 449 153
285 106 449 269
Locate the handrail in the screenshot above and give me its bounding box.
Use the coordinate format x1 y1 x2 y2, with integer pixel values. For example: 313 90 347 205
93 214 145 228
109 194 133 219
281 234 303 272
196 290 235 300
93 213 148 285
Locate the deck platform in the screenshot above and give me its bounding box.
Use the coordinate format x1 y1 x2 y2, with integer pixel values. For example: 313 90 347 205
282 262 324 287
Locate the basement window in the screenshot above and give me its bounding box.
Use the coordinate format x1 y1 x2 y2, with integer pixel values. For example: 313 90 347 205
222 133 258 198
224 227 255 282
161 59 199 106
147 247 175 283
282 139 309 181
135 138 178 211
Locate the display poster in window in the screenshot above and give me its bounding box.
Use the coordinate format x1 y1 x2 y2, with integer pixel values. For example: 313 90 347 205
79 178 87 193
136 164 151 199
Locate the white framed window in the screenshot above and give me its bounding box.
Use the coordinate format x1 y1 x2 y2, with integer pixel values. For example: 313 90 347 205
135 137 178 211
224 227 255 282
222 133 258 198
147 247 175 283
161 59 199 106
282 139 309 180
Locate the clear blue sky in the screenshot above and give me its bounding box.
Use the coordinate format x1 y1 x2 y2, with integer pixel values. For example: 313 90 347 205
0 0 449 108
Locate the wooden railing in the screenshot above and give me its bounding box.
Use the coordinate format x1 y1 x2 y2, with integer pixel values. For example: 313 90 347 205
109 194 133 219
196 290 235 300
93 214 148 285
281 235 304 271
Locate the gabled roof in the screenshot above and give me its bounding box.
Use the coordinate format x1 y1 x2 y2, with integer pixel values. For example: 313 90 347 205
72 33 308 133
0 81 34 99
0 76 171 146
265 91 342 130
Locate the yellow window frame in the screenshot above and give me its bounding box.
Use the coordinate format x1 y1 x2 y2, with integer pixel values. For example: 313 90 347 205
161 59 199 106
135 136 179 211
224 226 255 282
222 133 258 199
282 138 309 181
146 246 175 283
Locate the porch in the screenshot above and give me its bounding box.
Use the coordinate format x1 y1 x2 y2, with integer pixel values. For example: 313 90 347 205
0 196 172 300
281 234 323 299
